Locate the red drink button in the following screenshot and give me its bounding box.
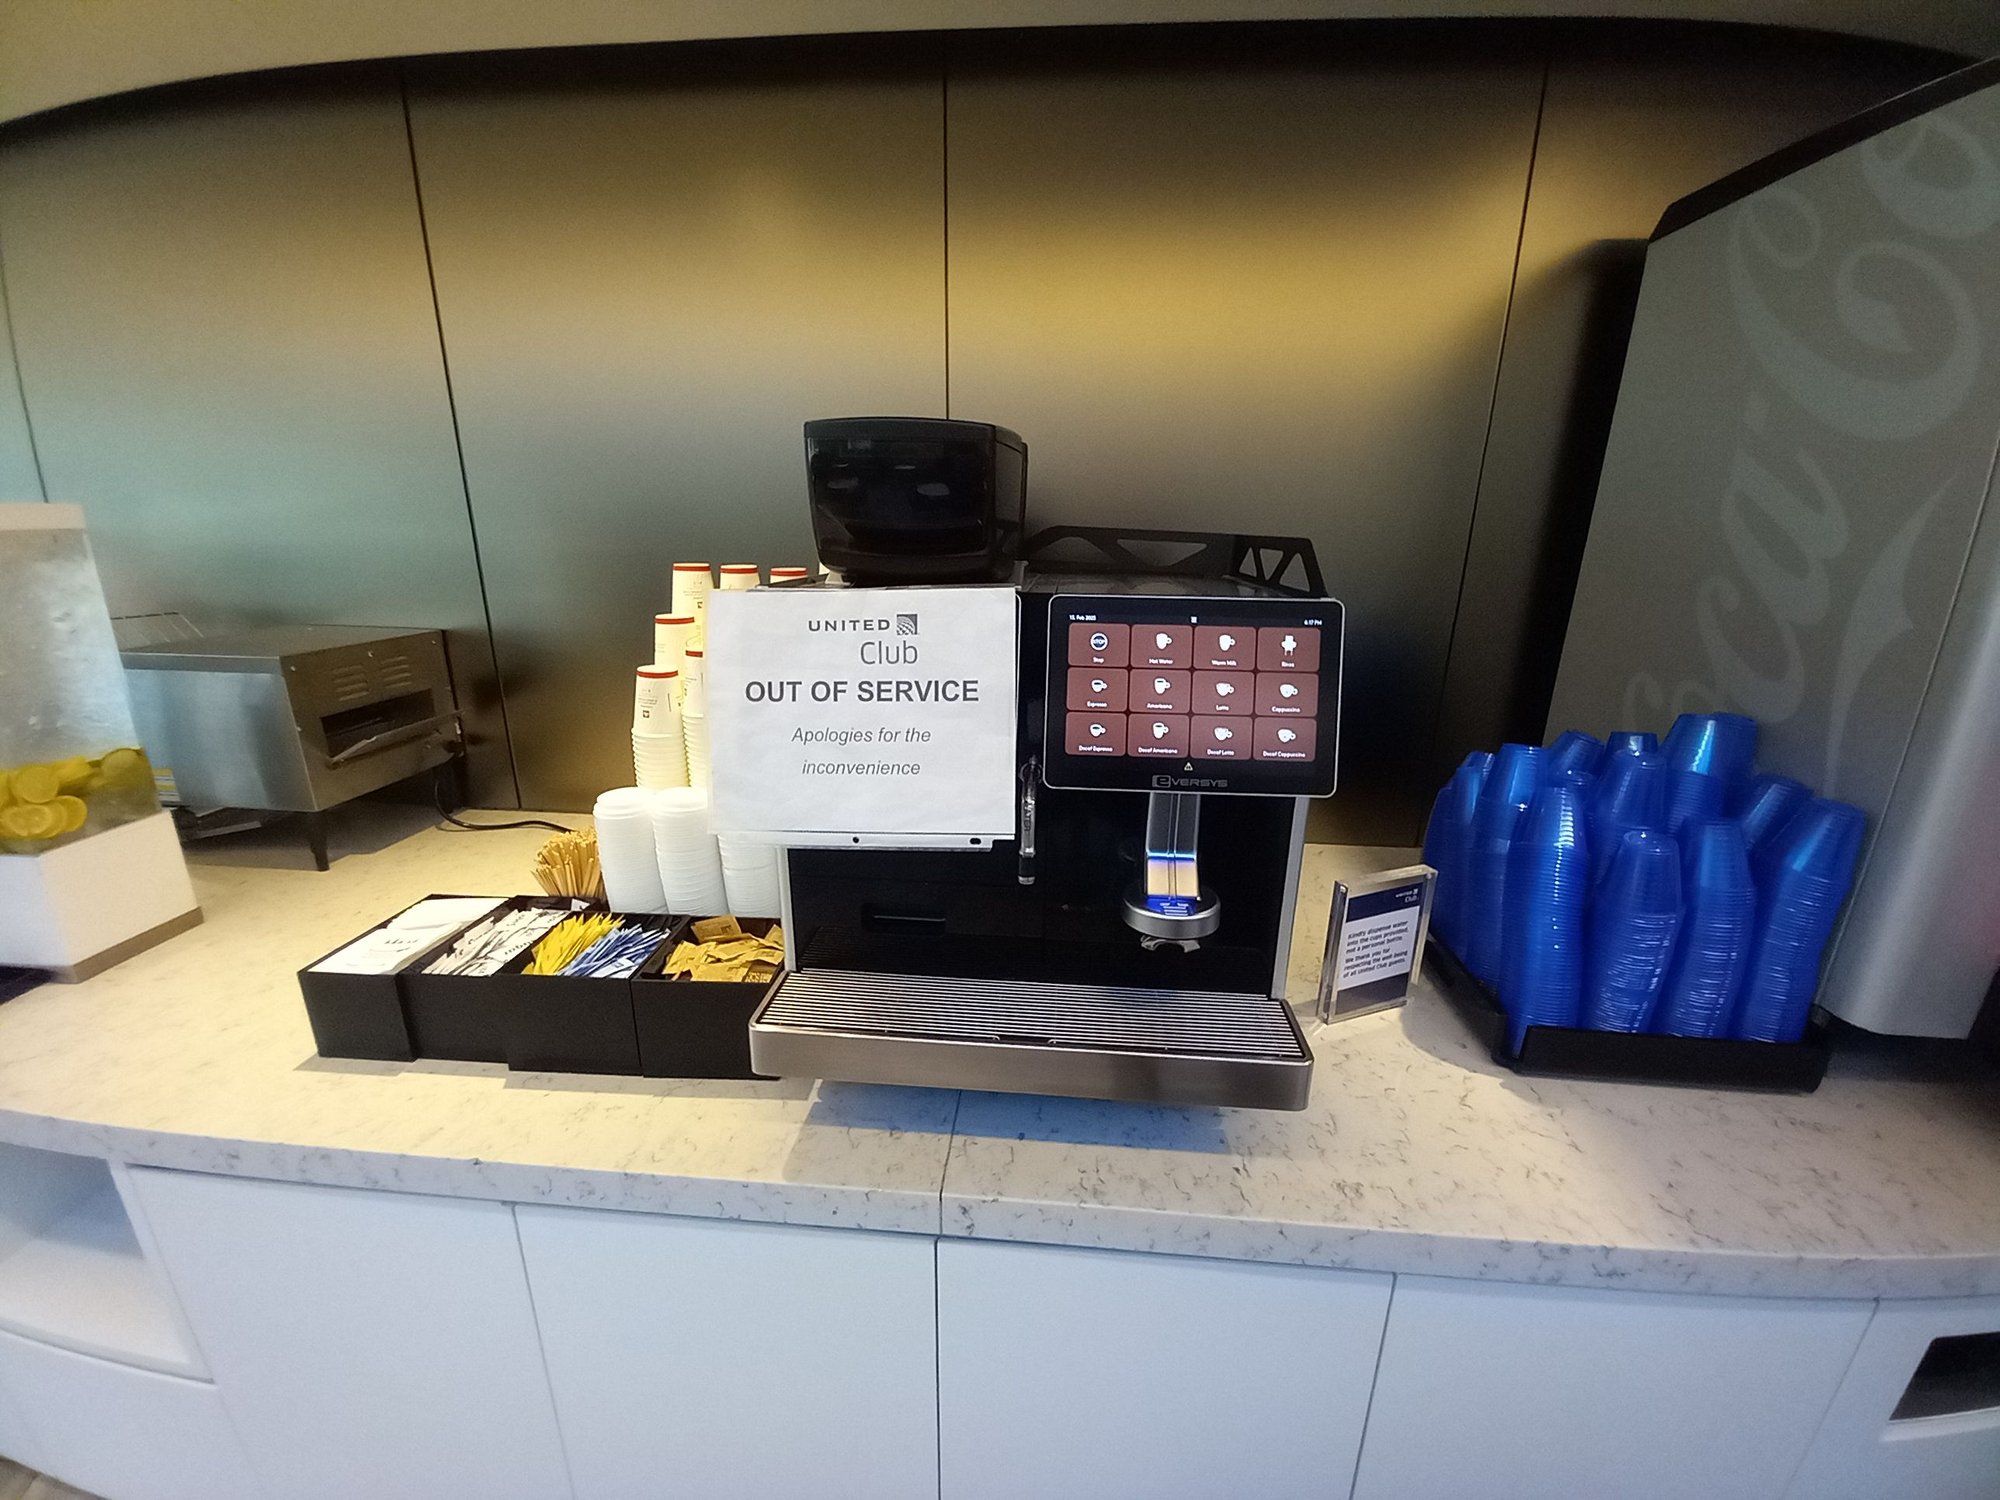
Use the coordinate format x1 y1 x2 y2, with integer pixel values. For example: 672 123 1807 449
1257 626 1320 672
1193 626 1253 669
1254 673 1318 716
1131 670 1190 714
1065 712 1126 755
1066 669 1127 712
1069 622 1129 668
1254 718 1317 761
1193 716 1248 759
1193 670 1254 715
1126 715 1189 757
1133 625 1192 669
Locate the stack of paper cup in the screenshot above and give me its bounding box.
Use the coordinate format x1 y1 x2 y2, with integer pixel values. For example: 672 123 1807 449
632 666 687 790
671 563 713 632
594 788 669 913
653 613 696 676
768 566 812 587
718 563 761 592
717 834 782 918
650 788 728 914
682 646 710 789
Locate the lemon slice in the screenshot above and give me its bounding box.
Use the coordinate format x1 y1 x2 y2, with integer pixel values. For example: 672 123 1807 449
53 756 93 792
52 795 87 834
98 747 147 788
0 769 12 809
11 765 59 804
0 803 56 839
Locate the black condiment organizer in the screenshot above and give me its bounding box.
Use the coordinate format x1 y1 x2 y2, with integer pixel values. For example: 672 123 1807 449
632 916 782 1080
397 895 594 1064
492 912 682 1076
297 894 498 1063
1427 935 1830 1093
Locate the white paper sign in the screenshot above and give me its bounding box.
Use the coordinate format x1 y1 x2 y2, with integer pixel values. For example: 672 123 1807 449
705 586 1019 840
1337 903 1422 987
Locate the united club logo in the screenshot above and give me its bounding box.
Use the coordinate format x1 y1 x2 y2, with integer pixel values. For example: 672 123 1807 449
895 614 919 636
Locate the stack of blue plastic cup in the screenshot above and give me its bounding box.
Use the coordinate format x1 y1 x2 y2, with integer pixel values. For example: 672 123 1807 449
1663 712 1758 781
1499 780 1590 1052
1546 730 1605 781
1734 773 1811 852
1588 749 1666 886
1652 819 1756 1037
1662 768 1725 836
1734 798 1866 1043
1426 751 1492 948
1464 744 1546 984
1605 730 1659 757
1583 829 1682 1032
1662 712 1757 833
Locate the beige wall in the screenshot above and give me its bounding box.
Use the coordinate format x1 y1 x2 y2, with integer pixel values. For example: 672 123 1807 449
0 23 1954 833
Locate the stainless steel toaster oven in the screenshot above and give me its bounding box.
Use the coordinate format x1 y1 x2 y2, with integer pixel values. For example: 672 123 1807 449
122 625 459 822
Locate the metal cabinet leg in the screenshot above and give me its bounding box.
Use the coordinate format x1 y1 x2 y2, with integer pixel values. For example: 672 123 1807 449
301 811 330 872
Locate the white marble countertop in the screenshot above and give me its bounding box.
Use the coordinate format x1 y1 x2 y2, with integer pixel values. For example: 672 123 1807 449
1 811 1996 1298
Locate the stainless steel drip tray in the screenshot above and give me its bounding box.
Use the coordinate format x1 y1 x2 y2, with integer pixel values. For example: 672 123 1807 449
751 969 1313 1110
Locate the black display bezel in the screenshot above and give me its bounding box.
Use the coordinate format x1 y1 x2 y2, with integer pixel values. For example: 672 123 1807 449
1041 593 1341 797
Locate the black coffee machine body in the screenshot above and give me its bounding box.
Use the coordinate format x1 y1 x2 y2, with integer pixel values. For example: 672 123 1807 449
750 420 1341 1110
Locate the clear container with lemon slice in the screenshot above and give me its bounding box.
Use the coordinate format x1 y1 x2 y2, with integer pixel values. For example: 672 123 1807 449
0 505 197 976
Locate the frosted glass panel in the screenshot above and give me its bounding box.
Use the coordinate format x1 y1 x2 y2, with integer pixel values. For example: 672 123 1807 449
0 508 158 850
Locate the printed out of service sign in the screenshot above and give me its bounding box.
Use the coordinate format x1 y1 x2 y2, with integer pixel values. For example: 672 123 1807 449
705 585 1019 844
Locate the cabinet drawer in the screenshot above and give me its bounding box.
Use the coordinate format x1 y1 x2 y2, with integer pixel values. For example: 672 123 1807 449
1790 1295 2000 1500
0 1327 264 1500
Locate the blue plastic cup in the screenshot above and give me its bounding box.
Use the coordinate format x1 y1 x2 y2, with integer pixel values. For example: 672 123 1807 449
1429 751 1492 949
1589 749 1666 885
1605 731 1659 757
1733 799 1867 1043
1735 774 1811 852
1584 829 1682 1032
1546 730 1605 782
1464 744 1546 984
1653 820 1756 1038
1663 712 1758 783
1499 781 1590 1051
1663 766 1726 836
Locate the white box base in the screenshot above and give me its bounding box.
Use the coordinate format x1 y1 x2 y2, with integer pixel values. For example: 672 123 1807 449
0 813 199 974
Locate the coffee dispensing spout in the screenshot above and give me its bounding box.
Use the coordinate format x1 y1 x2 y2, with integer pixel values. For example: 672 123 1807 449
1122 791 1222 948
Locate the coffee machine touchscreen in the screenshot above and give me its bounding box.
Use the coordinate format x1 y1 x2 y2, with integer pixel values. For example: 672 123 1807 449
1044 594 1341 796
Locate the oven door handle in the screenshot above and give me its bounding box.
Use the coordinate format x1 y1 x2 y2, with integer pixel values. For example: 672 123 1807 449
320 711 461 768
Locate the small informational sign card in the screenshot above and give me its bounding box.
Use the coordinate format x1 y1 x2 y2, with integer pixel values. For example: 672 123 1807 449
706 585 1019 843
1317 864 1435 1023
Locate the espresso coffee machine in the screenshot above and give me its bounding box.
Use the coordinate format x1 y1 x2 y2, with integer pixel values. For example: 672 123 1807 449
748 419 1342 1109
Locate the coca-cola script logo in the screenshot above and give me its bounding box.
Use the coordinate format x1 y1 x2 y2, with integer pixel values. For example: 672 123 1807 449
1625 107 2000 793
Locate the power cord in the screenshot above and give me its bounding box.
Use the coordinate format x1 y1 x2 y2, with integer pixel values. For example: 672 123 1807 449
432 762 574 835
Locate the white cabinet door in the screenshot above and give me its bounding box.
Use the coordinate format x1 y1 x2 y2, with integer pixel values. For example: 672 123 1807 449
1352 1275 1873 1500
0 1351 46 1475
515 1204 937 1500
1789 1294 2000 1500
126 1168 570 1500
0 1328 264 1500
938 1238 1392 1500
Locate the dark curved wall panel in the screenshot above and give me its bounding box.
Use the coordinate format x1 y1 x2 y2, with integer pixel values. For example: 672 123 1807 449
0 24 1952 832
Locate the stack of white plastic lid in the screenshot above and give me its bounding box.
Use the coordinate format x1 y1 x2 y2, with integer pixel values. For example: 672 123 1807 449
682 645 710 789
649 788 728 914
716 834 781 918
631 666 687 790
718 563 761 592
593 788 669 913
